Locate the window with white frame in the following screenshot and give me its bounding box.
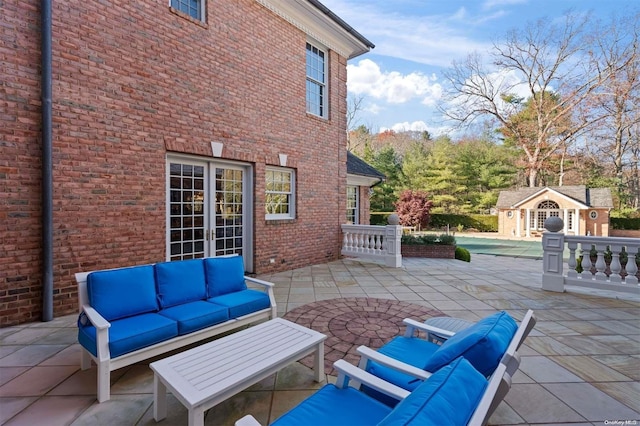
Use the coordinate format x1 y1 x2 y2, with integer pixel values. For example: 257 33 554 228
306 42 327 118
346 185 359 224
265 167 295 219
171 0 204 21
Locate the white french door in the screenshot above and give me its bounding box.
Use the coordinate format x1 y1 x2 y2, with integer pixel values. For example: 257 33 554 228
167 158 253 270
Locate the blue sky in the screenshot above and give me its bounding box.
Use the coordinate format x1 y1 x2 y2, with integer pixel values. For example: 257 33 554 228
320 0 633 135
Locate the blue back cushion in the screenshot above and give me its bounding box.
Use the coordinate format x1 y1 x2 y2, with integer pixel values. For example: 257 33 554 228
155 259 207 308
87 265 158 321
204 256 247 297
423 311 517 377
378 357 487 426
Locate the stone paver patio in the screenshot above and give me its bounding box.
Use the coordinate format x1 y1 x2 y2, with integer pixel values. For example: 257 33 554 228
1 254 639 425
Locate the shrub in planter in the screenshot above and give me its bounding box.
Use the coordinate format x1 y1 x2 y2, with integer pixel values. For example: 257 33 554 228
400 233 457 258
455 247 471 262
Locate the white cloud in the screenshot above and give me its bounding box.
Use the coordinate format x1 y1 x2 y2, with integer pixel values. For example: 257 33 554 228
380 121 452 137
383 121 429 132
347 59 443 105
482 0 527 10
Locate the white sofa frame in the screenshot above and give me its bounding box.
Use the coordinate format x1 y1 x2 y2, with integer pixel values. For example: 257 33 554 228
76 262 277 403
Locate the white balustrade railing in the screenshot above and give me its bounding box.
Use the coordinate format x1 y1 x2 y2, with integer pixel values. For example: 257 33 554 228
542 218 639 295
341 223 402 268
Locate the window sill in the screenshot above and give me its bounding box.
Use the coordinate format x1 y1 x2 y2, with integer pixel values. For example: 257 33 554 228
169 7 208 29
265 218 297 225
306 112 329 122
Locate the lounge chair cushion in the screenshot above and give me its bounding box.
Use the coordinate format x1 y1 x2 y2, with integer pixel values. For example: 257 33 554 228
155 259 207 308
378 357 487 426
270 383 393 426
78 313 178 358
204 256 247 297
360 336 438 406
423 310 517 377
87 265 158 321
207 289 271 319
158 300 229 335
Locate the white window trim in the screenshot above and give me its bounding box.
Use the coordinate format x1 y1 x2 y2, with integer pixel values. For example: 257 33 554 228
265 166 296 220
306 40 328 119
170 0 205 22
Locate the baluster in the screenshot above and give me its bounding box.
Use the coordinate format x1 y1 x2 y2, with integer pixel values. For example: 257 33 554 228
609 244 622 283
374 234 381 253
625 247 639 285
343 232 350 251
580 243 593 279
594 244 607 280
366 233 373 253
567 241 578 278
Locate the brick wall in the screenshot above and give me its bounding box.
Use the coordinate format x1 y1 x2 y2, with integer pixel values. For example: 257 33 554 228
1 0 351 325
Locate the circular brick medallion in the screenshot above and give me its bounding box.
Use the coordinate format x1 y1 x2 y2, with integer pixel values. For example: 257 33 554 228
283 297 443 375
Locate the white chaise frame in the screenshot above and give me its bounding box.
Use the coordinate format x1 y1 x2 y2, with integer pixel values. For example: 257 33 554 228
76 260 277 403
235 358 514 426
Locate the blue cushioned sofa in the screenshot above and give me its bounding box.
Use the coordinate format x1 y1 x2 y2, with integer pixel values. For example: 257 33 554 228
75 255 276 402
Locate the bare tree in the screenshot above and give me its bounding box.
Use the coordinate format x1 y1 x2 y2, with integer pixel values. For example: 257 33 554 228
441 12 617 187
586 12 640 208
346 94 365 132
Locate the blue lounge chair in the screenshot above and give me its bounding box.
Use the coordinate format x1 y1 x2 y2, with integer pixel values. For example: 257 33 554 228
236 356 514 426
356 310 535 406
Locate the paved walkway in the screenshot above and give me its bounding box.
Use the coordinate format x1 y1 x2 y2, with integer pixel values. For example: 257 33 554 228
1 254 639 425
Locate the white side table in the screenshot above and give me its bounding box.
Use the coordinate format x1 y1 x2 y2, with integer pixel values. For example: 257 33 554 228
424 317 474 343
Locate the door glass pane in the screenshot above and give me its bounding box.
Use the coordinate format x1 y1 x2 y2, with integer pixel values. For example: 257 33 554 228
214 167 244 257
168 162 206 261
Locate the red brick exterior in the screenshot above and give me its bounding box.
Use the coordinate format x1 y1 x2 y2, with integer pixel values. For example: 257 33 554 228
400 245 456 258
1 0 352 325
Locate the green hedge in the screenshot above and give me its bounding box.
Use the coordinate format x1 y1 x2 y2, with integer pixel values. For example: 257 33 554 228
372 213 639 231
369 212 498 231
370 212 393 225
611 217 640 230
429 214 498 232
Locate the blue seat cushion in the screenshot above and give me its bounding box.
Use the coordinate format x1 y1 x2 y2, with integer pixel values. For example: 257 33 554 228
271 383 393 426
423 311 517 377
378 357 487 426
207 289 270 319
78 313 178 358
155 259 207 308
204 256 247 297
362 336 439 406
158 300 229 335
87 265 158 321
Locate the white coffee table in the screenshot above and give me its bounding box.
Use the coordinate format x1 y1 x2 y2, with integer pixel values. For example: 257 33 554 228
150 318 326 426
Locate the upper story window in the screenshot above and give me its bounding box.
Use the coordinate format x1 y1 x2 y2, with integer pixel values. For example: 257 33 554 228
306 42 327 118
171 0 204 21
266 167 296 220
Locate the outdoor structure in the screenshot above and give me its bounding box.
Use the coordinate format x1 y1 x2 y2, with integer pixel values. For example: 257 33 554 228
1 0 374 325
346 152 385 225
496 186 613 238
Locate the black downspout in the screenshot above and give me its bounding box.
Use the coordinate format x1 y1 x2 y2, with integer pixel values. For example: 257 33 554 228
41 0 53 321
